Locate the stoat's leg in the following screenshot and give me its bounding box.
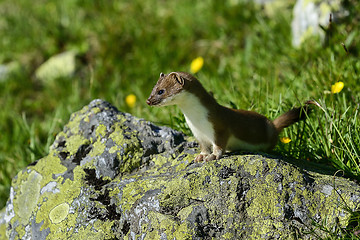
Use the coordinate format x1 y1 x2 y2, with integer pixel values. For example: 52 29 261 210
213 145 224 159
195 142 211 162
205 145 224 162
204 131 228 162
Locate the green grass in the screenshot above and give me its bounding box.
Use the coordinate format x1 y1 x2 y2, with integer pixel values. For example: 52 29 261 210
0 1 359 235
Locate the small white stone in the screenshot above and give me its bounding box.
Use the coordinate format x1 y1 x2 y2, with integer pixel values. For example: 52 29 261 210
35 51 76 82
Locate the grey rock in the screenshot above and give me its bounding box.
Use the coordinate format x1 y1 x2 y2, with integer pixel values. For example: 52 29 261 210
0 99 359 239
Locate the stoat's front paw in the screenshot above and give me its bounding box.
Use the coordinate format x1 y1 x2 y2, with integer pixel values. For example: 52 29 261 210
204 154 216 162
194 154 206 162
194 153 221 162
195 152 222 162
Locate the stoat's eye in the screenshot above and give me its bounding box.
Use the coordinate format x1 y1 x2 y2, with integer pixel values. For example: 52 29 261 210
157 89 164 95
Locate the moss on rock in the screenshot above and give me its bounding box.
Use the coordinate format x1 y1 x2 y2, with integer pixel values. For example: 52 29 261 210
1 99 359 239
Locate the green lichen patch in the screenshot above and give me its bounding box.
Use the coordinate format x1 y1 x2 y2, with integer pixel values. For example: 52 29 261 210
173 154 193 171
34 165 85 232
13 170 42 226
49 203 70 224
249 219 286 239
63 112 83 135
118 151 143 174
108 122 143 174
31 155 67 188
50 219 116 240
88 140 106 158
177 205 195 221
146 211 193 240
152 155 169 169
0 222 5 239
160 177 192 213
63 134 90 156
95 124 107 139
242 155 265 176
108 122 127 145
120 179 149 212
158 165 219 213
0 208 6 238
221 232 235 239
245 176 283 219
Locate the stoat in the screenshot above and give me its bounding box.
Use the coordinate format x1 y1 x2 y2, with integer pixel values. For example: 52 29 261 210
147 72 310 162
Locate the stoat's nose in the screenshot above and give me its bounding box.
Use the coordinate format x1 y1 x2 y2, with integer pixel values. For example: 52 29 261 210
146 98 152 105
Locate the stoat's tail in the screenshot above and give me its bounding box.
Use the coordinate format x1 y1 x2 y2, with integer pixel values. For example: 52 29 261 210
273 101 313 133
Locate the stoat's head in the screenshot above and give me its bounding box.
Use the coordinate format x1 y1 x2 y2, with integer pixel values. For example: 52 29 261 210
147 72 189 107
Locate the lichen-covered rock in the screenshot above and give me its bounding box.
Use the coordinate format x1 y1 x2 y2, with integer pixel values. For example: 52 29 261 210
0 99 359 239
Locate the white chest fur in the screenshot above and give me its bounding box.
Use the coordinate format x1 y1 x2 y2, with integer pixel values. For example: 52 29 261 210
175 91 215 145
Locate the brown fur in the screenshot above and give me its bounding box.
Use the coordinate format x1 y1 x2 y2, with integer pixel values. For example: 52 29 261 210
273 105 310 133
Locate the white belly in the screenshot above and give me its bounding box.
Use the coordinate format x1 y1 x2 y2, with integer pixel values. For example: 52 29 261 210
176 92 215 145
226 135 270 151
185 114 214 144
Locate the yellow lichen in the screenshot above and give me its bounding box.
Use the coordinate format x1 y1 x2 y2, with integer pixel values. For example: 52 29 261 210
95 124 107 139
49 203 70 224
14 170 42 226
146 211 193 240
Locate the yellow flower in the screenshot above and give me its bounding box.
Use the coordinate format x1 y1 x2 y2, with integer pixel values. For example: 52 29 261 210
125 94 136 108
190 56 204 74
331 82 344 94
280 137 291 144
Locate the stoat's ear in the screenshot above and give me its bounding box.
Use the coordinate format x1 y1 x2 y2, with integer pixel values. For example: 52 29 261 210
177 76 185 86
169 72 184 86
159 72 165 78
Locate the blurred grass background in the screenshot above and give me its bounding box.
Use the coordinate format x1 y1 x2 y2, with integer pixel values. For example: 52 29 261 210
0 0 359 212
